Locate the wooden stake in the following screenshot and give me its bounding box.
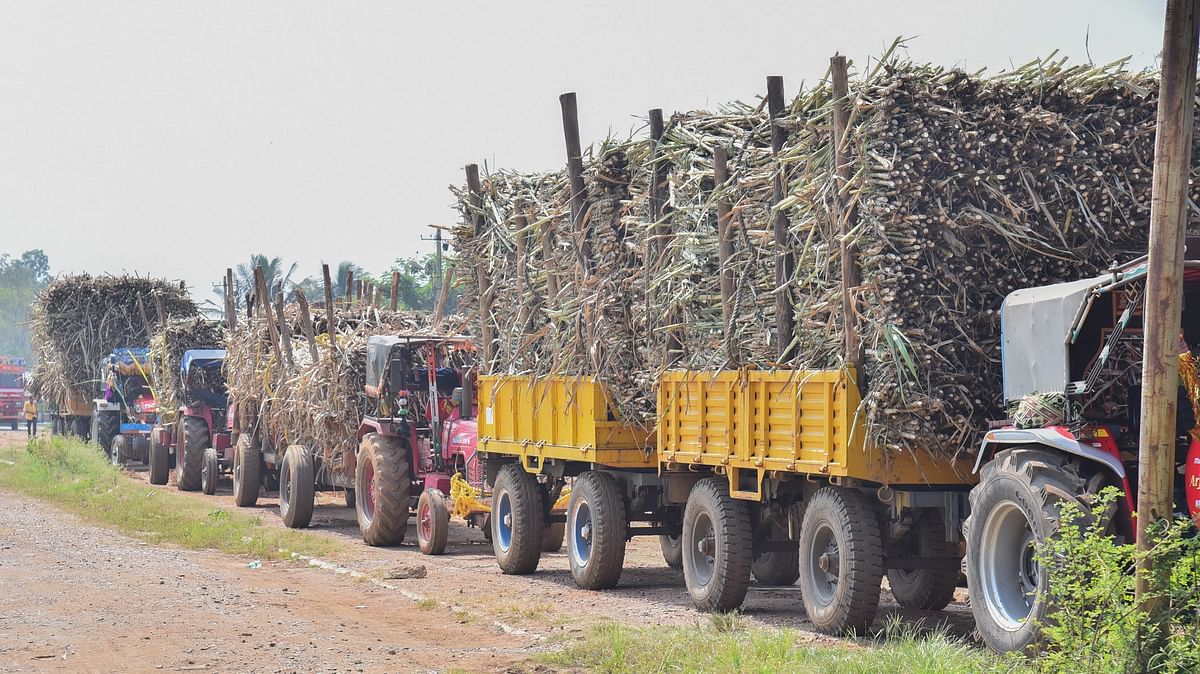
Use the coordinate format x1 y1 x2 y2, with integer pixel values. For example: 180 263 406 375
714 145 737 366
255 266 284 366
560 92 591 272
153 293 167 328
294 288 319 362
1136 0 1200 625
767 75 794 360
321 263 336 358
467 163 493 366
137 295 151 337
514 198 531 333
344 270 354 308
225 268 237 330
649 107 680 364
274 291 294 370
389 271 400 311
831 55 862 376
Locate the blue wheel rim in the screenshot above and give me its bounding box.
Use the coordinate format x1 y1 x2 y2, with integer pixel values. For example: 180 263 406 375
571 500 592 567
497 490 513 552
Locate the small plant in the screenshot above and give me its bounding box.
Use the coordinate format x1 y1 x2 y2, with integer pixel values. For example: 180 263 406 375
1034 487 1200 673
416 598 437 611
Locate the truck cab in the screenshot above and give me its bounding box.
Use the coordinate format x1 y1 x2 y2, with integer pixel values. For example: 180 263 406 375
0 356 27 430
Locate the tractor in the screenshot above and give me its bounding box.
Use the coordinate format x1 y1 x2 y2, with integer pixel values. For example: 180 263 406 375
150 349 231 493
92 348 157 466
353 334 496 553
967 249 1200 652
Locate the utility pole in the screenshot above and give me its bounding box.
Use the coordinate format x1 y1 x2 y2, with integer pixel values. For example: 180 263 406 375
420 225 447 309
1136 0 1200 636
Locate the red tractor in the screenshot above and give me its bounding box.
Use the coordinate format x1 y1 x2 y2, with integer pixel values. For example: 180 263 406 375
149 349 232 494
353 334 487 553
966 249 1200 652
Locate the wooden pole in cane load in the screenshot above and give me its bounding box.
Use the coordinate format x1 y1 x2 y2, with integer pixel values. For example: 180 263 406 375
767 75 794 360
255 266 283 366
274 287 294 370
649 107 681 365
389 271 400 311
714 145 737 367
831 54 863 377
225 268 237 330
344 270 354 308
294 288 319 362
1136 0 1200 629
321 263 336 358
466 163 493 367
560 92 591 273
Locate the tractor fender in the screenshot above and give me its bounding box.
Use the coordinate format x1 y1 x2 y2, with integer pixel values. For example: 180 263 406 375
974 427 1126 480
356 418 385 443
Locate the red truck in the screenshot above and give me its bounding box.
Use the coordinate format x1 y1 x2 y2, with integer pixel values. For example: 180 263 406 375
0 356 27 430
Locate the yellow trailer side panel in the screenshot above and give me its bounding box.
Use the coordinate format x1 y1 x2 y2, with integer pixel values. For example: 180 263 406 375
477 375 654 470
658 370 973 487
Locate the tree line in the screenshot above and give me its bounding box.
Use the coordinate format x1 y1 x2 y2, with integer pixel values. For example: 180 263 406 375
0 250 50 361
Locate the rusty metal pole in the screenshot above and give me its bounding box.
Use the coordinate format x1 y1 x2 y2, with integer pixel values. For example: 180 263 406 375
831 55 863 377
467 163 493 368
1136 0 1200 626
560 92 590 273
714 146 737 367
767 75 795 360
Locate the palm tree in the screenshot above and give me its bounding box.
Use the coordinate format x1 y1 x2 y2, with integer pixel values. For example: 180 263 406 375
333 261 366 300
232 254 299 308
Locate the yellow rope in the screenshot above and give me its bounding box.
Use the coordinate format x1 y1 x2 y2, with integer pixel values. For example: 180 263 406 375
448 472 571 519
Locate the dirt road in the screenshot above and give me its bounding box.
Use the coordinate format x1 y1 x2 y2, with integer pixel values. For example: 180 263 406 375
0 429 977 673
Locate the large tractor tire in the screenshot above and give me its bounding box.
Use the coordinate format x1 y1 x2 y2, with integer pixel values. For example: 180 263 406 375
94 412 119 457
682 477 753 612
416 489 450 555
660 534 683 569
887 512 960 611
752 506 802 586
966 447 1091 653
566 471 627 590
175 416 207 491
355 433 410 546
490 463 545 574
280 445 315 528
148 432 170 485
798 487 884 635
232 435 261 507
201 447 220 496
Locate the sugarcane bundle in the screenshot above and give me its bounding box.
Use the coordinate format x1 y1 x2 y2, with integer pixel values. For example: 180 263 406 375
225 303 429 477
27 274 197 409
148 317 226 418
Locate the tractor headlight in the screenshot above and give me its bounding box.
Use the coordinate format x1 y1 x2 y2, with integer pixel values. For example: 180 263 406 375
134 403 142 414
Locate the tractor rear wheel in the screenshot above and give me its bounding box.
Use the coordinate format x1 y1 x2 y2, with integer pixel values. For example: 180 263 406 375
660 534 683 569
280 445 315 529
148 433 169 485
966 448 1091 653
798 487 884 635
567 471 627 590
355 433 410 546
201 447 220 495
175 416 207 491
887 512 960 611
95 412 118 455
417 489 450 555
232 434 261 507
682 477 752 612
491 463 544 574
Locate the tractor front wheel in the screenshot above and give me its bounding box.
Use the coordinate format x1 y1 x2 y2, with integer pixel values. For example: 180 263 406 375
110 434 127 467
417 489 450 555
490 463 544 574
355 433 410 546
798 487 884 635
201 447 220 495
148 433 169 485
175 416 207 491
232 435 261 507
95 412 119 457
279 445 315 529
682 477 752 612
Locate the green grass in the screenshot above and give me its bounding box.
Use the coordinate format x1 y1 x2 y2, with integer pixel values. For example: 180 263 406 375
0 435 338 561
540 616 1025 674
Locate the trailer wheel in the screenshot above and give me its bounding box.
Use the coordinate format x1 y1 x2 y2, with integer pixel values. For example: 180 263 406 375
95 412 119 456
683 477 752 612
355 433 410 546
148 433 169 485
798 487 884 635
967 447 1090 653
567 471 627 590
201 447 220 495
660 534 683 569
887 512 960 611
280 445 315 529
752 507 801 586
232 435 261 507
72 416 89 439
542 522 565 553
491 463 544 574
175 416 207 491
417 489 450 555
343 488 355 509
110 434 127 467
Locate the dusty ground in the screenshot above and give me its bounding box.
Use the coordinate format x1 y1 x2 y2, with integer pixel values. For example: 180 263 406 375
0 428 976 673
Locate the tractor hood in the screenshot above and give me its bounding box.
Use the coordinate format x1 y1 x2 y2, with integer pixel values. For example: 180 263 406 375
1001 274 1107 402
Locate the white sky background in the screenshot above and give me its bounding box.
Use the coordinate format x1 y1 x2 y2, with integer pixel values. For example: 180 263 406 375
0 1 1166 302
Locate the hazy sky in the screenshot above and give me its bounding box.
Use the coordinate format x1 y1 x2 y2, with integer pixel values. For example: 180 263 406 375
0 1 1166 303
